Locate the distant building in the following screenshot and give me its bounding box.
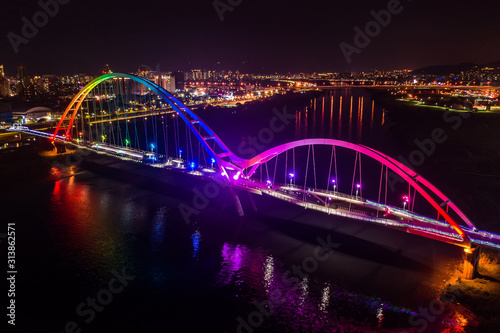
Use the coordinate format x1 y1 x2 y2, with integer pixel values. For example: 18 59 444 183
155 75 176 93
19 106 54 123
16 65 27 96
173 71 184 90
17 65 26 82
0 77 11 97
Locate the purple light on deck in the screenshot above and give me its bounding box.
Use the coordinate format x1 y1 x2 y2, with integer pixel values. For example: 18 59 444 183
356 183 361 188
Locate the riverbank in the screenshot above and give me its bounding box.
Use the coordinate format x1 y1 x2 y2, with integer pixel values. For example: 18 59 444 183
440 248 500 332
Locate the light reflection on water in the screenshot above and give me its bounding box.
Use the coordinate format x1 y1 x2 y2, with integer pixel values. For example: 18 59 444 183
263 255 274 294
191 229 201 260
294 89 386 144
218 243 247 287
216 242 416 331
151 207 167 253
45 175 422 331
319 283 330 313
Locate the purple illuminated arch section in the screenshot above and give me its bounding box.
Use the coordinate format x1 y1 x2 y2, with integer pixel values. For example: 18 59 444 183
237 138 474 247
52 73 243 170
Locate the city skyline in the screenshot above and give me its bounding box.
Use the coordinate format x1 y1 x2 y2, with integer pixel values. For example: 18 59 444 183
1 59 500 78
0 0 499 75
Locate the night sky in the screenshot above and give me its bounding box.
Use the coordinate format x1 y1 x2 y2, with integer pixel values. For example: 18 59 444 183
0 0 499 76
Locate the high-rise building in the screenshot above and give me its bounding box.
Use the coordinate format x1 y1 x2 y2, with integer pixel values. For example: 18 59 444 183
16 65 27 96
0 65 4 77
173 71 184 90
160 75 176 92
154 75 176 92
17 65 26 82
0 76 9 97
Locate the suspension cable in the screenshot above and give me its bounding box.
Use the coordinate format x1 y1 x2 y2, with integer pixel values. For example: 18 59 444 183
327 146 333 191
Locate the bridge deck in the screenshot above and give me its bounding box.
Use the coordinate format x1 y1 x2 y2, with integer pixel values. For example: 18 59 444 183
9 126 500 251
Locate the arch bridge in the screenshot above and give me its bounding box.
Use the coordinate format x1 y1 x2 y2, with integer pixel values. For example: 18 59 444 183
10 73 498 278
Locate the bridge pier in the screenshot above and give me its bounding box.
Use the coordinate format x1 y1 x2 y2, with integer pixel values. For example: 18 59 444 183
247 192 258 212
463 245 481 280
52 141 66 154
222 188 245 217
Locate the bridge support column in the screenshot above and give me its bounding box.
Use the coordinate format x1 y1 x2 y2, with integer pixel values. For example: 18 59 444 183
53 142 66 154
248 192 258 212
223 188 245 217
463 246 481 280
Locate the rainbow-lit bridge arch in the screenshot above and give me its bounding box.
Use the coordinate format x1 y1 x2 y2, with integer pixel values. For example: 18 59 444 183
52 73 244 171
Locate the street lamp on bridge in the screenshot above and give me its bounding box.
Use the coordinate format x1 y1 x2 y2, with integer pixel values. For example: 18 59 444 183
403 195 409 210
289 173 295 187
331 179 337 193
356 183 361 198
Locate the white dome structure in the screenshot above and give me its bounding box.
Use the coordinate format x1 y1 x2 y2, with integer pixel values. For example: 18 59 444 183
25 107 54 122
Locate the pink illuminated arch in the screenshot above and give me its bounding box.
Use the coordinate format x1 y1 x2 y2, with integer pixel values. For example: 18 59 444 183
236 138 474 247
